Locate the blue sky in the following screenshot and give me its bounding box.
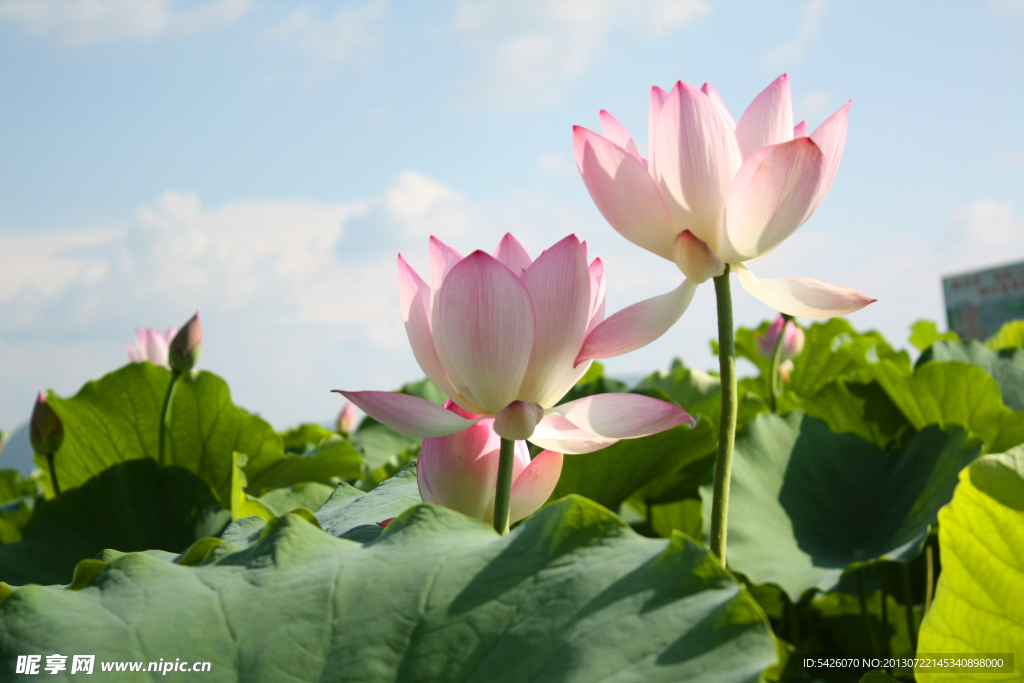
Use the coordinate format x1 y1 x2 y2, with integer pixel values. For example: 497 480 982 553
2 0 1024 435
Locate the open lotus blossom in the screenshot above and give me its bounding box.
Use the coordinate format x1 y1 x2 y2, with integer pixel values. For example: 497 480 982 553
573 74 875 362
335 233 693 454
756 315 804 382
126 328 176 369
418 401 563 524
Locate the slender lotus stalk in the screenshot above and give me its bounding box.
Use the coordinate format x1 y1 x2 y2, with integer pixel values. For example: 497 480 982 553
30 392 64 496
708 268 738 566
159 313 202 465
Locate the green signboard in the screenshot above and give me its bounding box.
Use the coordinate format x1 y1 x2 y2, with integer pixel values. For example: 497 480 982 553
944 260 1024 340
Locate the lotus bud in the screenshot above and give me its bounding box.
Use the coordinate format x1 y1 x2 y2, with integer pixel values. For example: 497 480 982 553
30 392 64 455
755 315 804 362
336 402 357 434
169 312 202 373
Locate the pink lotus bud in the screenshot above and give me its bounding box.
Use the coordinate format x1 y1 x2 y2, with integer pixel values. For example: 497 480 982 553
30 392 64 455
417 401 563 525
336 402 357 434
376 517 395 528
169 312 202 373
126 327 177 369
755 316 804 361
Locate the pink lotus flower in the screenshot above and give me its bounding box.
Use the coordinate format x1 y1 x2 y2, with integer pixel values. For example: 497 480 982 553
418 401 563 524
573 74 874 361
336 234 693 454
755 316 804 361
336 402 358 434
126 328 176 369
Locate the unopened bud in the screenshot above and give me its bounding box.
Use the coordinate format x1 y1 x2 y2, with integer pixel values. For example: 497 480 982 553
169 312 202 373
756 316 804 361
336 402 357 434
30 392 64 455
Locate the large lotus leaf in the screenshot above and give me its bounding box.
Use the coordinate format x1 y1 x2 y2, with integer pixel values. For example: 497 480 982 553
551 421 717 511
784 319 908 398
918 340 1024 411
917 448 1024 680
986 319 1024 350
779 379 909 449
244 434 363 495
222 461 423 545
909 319 960 352
869 359 1024 452
0 470 39 544
277 423 335 453
0 459 228 586
0 497 777 682
350 377 444 469
39 363 283 506
702 412 981 599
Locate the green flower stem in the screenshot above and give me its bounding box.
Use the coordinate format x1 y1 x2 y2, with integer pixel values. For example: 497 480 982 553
45 452 61 496
492 437 516 535
858 568 881 655
709 266 738 567
158 370 182 466
879 564 890 658
768 313 792 413
924 544 934 614
899 562 918 652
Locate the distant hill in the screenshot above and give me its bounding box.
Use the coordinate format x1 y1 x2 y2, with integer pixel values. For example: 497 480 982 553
0 423 36 476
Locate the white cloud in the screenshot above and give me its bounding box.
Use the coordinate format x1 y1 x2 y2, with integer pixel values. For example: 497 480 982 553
451 0 708 108
258 0 386 66
0 0 251 46
761 0 826 70
990 0 1024 11
537 151 570 176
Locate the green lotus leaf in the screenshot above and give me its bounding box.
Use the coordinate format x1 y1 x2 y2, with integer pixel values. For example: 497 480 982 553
916 448 1024 681
779 379 910 449
702 412 981 598
244 434 363 495
0 459 227 586
918 340 1024 411
985 319 1024 350
38 363 284 507
869 359 1024 452
909 319 960 352
0 497 777 682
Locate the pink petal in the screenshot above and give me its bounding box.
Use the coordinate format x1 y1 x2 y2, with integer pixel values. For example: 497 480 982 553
793 120 808 138
398 255 461 401
126 344 141 362
648 85 670 165
518 235 591 404
599 110 642 160
164 327 177 344
720 137 825 263
433 251 536 415
672 230 725 283
332 390 479 438
529 413 620 454
429 236 463 296
550 393 695 438
493 400 544 440
734 74 794 160
808 101 850 217
575 279 698 364
586 257 606 334
653 81 742 255
701 82 737 129
508 449 563 524
417 416 502 521
735 264 876 318
134 329 147 358
574 125 678 260
492 233 533 277
537 360 593 409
